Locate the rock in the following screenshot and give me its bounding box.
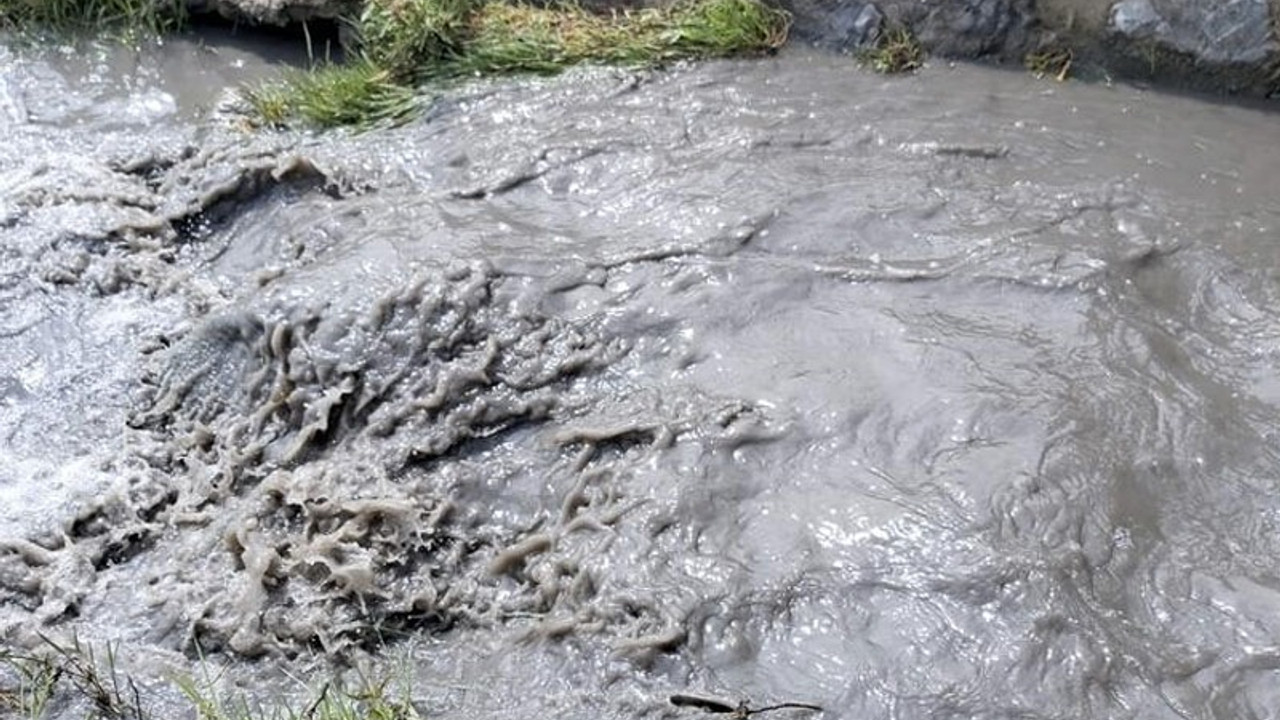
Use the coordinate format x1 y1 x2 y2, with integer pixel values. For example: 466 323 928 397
1108 0 1276 65
773 0 1034 58
1110 0 1165 36
777 0 1036 58
880 0 1037 59
783 0 883 50
186 0 353 25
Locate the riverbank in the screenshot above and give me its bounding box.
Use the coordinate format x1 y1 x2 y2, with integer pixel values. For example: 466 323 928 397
195 0 1280 99
239 0 790 128
4 0 1276 106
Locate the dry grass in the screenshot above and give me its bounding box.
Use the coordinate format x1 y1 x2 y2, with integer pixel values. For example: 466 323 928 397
1025 46 1073 81
859 25 924 74
456 0 788 76
3 635 421 720
1 634 147 720
0 648 59 719
176 672 422 720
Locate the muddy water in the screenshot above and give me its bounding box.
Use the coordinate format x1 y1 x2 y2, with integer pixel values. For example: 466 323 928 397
3 35 1280 720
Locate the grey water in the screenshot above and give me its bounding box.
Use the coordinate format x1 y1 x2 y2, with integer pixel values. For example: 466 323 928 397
2 32 1280 720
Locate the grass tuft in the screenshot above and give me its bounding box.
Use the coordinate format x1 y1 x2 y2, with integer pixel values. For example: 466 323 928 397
461 0 789 75
4 635 422 720
666 0 788 55
242 0 789 128
456 3 669 76
0 0 182 37
242 59 422 130
2 633 148 720
0 647 61 720
859 25 923 74
360 0 476 76
40 633 148 720
1025 46 1073 81
177 666 422 720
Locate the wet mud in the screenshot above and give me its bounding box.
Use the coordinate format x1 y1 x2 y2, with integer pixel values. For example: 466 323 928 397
3 38 1280 720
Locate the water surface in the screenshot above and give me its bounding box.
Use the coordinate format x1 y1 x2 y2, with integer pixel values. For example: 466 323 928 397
2 39 1279 720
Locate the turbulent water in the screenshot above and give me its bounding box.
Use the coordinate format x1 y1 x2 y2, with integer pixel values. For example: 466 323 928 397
2 31 1280 720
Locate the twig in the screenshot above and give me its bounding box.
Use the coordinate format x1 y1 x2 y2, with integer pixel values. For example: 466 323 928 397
751 702 825 715
670 694 823 717
304 681 331 720
670 695 739 713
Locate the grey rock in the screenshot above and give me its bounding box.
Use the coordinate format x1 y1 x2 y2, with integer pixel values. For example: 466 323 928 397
186 0 352 25
778 0 1036 58
1108 0 1276 65
881 0 1036 58
782 0 883 51
1111 0 1166 36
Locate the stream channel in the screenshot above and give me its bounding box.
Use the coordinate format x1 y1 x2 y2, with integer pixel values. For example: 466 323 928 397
2 29 1280 720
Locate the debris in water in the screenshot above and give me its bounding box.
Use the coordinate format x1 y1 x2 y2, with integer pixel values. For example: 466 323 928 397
670 694 823 717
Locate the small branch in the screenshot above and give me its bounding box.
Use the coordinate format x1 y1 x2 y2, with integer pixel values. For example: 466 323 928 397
670 694 823 717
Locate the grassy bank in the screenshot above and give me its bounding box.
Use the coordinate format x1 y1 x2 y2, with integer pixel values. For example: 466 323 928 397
244 0 790 128
0 0 786 128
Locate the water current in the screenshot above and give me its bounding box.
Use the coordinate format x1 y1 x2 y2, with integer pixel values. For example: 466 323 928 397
2 31 1280 720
